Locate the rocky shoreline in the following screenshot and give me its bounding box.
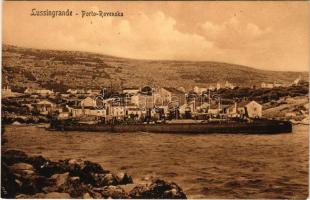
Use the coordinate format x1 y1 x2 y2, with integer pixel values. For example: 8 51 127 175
1 150 187 199
262 96 309 125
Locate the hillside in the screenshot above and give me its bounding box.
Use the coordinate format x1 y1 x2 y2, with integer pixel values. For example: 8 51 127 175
2 45 308 92
263 96 308 124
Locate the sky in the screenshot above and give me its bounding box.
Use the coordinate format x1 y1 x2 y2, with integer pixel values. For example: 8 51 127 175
3 1 310 71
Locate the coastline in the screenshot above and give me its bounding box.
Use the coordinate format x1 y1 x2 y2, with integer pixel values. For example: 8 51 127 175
2 124 308 199
1 149 187 199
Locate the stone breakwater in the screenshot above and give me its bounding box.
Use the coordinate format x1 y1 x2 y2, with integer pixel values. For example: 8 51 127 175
1 150 187 199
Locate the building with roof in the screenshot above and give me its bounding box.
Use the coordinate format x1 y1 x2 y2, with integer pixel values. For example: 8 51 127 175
123 88 140 95
33 99 56 115
80 96 96 108
224 81 235 89
261 82 274 88
193 86 208 95
67 89 78 94
244 100 262 118
25 88 54 96
236 100 262 118
159 87 186 106
261 82 285 89
2 86 15 98
130 93 154 109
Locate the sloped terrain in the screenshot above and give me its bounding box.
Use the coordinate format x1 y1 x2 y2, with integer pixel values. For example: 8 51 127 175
2 45 308 92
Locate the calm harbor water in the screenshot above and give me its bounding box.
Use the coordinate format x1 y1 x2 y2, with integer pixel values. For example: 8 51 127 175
3 125 308 199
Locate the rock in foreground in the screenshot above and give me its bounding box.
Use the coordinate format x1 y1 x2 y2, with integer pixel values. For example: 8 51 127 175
130 179 187 199
1 150 187 199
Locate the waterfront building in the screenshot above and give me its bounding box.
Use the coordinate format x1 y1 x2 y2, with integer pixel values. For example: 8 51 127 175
68 105 106 118
33 99 56 115
81 96 96 108
226 102 238 117
237 100 262 118
84 108 106 117
58 112 70 119
70 107 84 118
140 94 154 109
126 106 143 119
130 94 140 106
159 87 186 106
111 106 126 119
245 101 263 118
130 93 154 109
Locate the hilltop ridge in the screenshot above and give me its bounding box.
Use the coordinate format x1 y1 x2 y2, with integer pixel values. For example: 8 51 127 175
2 45 308 92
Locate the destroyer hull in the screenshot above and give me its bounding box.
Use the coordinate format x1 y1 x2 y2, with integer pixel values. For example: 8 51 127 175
50 120 292 134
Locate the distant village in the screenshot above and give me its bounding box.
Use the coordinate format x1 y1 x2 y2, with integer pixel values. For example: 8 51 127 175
1 77 306 124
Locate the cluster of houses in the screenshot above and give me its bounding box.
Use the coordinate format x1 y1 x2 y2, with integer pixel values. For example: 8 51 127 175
2 84 265 123
261 77 302 89
2 86 22 98
193 81 235 94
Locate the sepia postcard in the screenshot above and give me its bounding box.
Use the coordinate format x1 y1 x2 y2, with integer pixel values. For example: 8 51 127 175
1 1 309 199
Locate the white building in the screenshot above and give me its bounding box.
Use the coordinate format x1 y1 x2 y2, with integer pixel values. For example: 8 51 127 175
36 89 54 96
216 83 221 90
123 88 140 95
58 112 70 119
2 86 14 98
193 86 207 95
111 106 125 119
224 81 235 89
245 101 263 118
158 87 186 106
25 88 54 96
261 82 274 89
131 93 154 109
208 85 216 91
85 108 106 117
69 106 106 118
81 97 96 108
34 100 56 115
261 82 284 89
70 108 84 118
237 100 263 118
67 89 78 95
